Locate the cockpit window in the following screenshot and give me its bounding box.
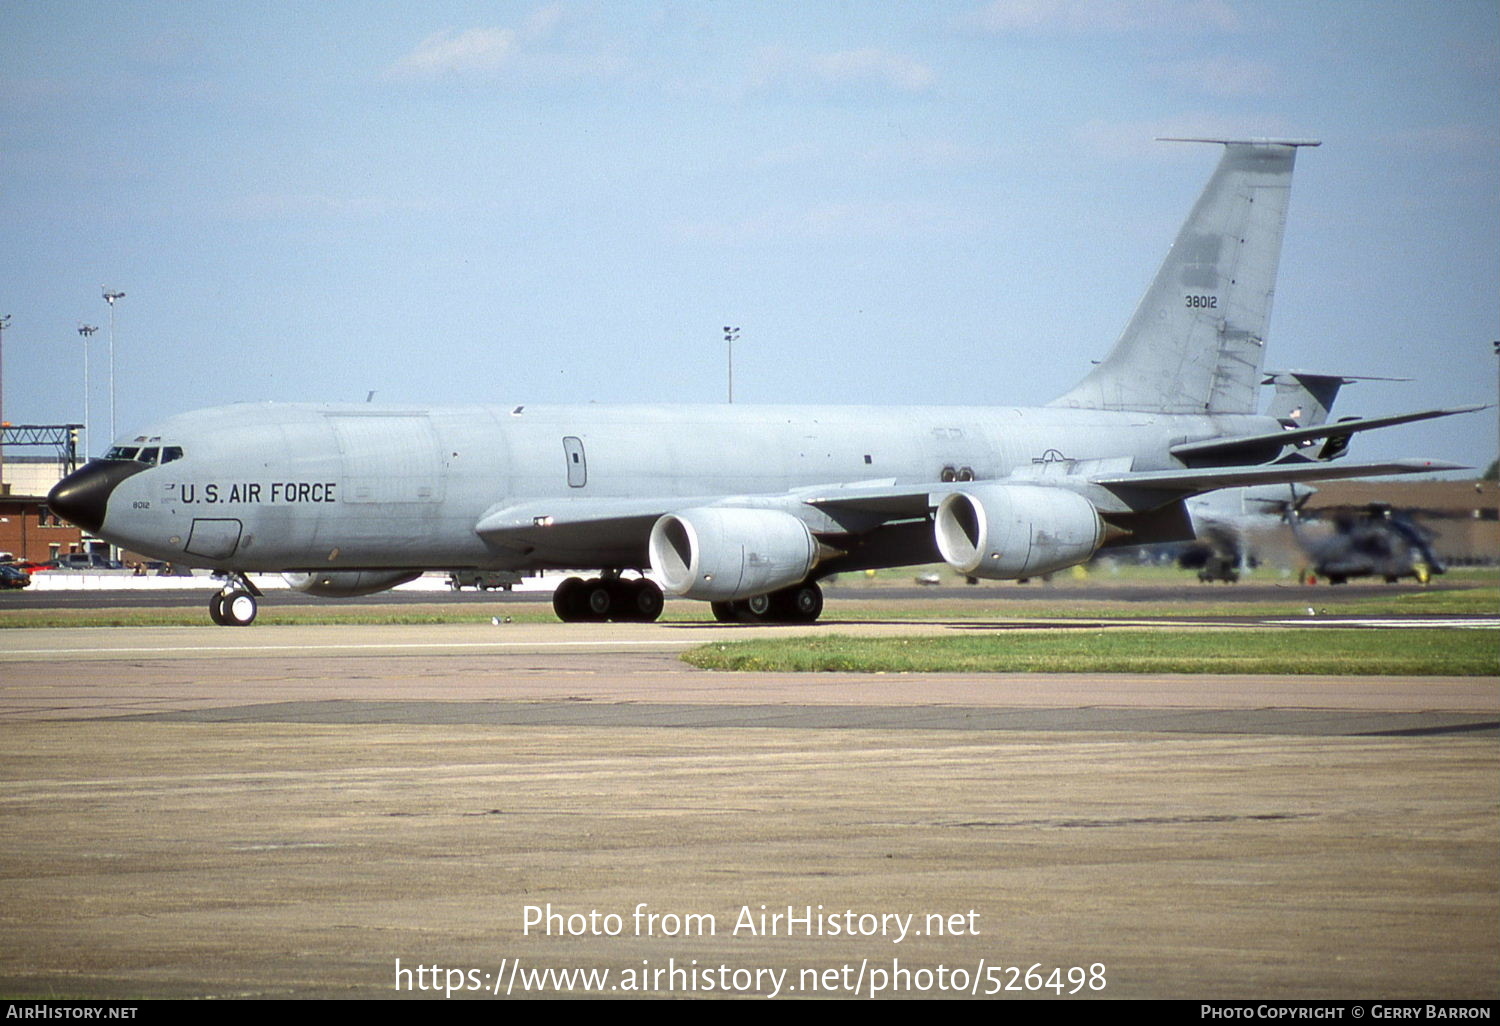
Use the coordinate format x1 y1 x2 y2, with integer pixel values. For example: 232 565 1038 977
104 445 183 464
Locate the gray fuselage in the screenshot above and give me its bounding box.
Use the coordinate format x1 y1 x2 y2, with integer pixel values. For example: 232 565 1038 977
89 401 1269 574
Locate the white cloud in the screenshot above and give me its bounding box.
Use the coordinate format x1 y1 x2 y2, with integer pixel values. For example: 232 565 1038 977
673 199 967 244
523 3 567 42
753 47 936 95
385 7 625 84
387 28 518 79
750 137 979 173
810 48 935 92
971 0 1241 34
1153 56 1279 97
1377 124 1500 153
223 192 446 220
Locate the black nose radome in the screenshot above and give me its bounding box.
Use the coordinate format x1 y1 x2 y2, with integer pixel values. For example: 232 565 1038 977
47 460 149 535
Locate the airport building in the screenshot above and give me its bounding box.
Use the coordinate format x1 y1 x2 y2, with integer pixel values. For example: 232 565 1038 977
1305 477 1500 566
0 430 86 563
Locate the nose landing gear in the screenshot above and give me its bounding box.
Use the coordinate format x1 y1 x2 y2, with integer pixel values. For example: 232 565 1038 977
209 574 262 626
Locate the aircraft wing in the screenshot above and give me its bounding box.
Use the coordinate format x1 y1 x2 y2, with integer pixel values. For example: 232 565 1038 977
471 449 1465 573
477 452 1466 550
475 482 942 555
798 481 944 518
1091 458 1467 496
472 486 940 566
474 497 682 563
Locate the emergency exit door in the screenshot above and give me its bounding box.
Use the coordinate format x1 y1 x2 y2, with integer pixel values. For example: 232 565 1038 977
563 436 587 488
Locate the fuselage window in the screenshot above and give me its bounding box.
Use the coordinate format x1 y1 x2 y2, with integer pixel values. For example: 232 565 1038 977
139 448 160 465
160 447 184 463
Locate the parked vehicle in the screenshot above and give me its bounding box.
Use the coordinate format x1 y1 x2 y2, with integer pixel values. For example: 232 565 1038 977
50 553 124 571
447 570 522 592
0 564 32 589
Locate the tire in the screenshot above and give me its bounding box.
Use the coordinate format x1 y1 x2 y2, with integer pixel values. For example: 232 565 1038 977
221 589 257 627
774 582 823 623
627 579 664 622
584 581 613 620
552 577 587 622
739 593 773 622
710 601 740 623
208 592 228 626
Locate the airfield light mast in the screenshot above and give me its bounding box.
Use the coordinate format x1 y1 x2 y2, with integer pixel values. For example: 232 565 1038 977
723 326 740 403
102 289 124 442
78 325 98 458
0 313 9 489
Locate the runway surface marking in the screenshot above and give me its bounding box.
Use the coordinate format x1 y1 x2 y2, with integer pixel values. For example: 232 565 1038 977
0 638 706 658
3 614 1496 662
105 699 1500 737
1263 617 1500 629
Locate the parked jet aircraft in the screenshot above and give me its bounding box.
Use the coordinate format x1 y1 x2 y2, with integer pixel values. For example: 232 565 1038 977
48 139 1478 625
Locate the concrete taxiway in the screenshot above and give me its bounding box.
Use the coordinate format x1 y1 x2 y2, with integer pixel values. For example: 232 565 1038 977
1 618 1495 999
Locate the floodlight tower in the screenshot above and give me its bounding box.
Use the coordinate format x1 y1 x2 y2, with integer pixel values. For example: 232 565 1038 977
78 325 98 458
0 313 10 487
723 326 740 403
102 288 124 441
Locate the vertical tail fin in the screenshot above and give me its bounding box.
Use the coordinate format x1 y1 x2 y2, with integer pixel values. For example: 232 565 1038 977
1050 138 1319 414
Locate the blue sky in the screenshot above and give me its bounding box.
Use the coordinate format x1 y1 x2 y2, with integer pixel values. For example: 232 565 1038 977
3 0 1496 470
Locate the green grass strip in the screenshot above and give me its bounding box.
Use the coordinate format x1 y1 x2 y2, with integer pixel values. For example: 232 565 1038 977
1 588 1496 630
682 629 1499 677
821 586 1499 621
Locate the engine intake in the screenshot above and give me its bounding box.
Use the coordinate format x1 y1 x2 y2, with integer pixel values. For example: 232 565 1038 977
649 507 816 601
934 484 1103 580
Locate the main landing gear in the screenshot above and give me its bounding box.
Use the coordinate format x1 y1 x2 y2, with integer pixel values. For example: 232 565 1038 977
710 581 823 624
552 574 666 623
209 573 262 626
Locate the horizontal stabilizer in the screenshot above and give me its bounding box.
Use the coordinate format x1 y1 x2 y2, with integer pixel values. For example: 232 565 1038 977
1261 370 1410 426
1159 137 1322 147
1262 370 1410 384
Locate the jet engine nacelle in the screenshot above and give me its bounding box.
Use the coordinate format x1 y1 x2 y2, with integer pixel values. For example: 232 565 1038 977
649 507 816 602
283 570 423 597
934 484 1103 580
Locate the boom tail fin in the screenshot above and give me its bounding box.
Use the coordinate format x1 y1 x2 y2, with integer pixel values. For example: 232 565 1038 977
1051 138 1321 415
